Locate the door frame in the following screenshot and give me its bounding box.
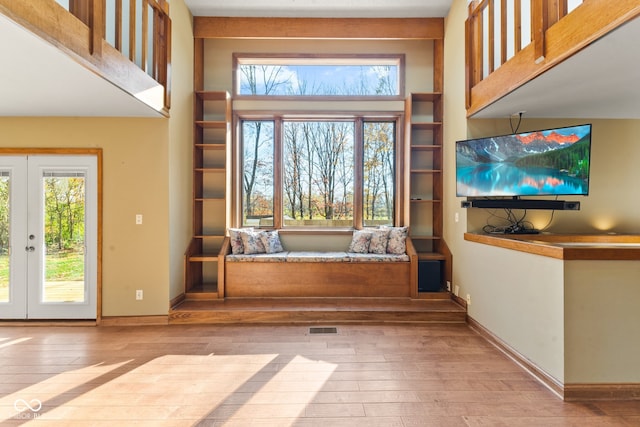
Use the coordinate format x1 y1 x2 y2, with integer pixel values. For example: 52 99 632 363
0 148 103 322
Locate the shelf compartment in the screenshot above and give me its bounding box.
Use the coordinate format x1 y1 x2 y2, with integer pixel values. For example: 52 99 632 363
411 145 441 150
195 120 227 129
411 92 442 102
411 122 442 130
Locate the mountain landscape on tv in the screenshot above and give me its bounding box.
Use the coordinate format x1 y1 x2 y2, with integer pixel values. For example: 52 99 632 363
456 125 591 197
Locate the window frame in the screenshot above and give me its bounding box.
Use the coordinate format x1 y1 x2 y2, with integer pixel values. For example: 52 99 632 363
233 112 405 231
233 53 406 101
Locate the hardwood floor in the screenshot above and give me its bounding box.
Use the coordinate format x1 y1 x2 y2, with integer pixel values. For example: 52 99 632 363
0 323 638 426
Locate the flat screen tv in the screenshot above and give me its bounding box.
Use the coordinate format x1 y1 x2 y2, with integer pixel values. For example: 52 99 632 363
456 124 592 197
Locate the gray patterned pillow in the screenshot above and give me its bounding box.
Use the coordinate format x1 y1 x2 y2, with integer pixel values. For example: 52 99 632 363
348 230 373 254
369 228 391 254
228 228 251 255
384 226 408 254
239 229 266 254
260 230 284 253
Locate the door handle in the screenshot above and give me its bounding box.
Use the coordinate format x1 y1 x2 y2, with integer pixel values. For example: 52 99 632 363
25 246 35 252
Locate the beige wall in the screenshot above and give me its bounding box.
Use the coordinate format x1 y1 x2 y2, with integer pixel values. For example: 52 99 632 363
0 117 171 316
565 260 640 383
168 0 194 302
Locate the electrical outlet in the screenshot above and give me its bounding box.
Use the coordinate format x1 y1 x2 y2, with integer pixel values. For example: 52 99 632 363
466 294 471 305
454 285 460 297
446 281 451 292
136 289 143 300
136 214 143 225
454 212 459 223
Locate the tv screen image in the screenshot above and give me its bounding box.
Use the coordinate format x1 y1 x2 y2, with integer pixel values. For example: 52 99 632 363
456 124 592 197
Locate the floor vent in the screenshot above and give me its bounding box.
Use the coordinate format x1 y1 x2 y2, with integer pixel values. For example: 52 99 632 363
309 327 337 334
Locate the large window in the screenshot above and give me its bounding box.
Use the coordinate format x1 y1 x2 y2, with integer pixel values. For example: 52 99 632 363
236 53 403 229
240 117 398 229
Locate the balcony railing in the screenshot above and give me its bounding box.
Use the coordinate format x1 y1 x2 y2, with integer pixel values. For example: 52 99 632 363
0 0 171 113
465 0 640 116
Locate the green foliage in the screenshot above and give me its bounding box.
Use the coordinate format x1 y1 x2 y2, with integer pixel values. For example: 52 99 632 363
45 177 86 252
514 138 591 178
0 178 9 255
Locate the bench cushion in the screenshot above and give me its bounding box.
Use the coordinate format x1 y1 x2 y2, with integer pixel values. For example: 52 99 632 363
226 252 289 262
226 251 408 263
348 253 409 262
285 251 351 262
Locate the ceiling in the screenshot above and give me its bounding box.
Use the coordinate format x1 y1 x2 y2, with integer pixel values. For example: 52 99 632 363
0 0 638 119
185 0 453 18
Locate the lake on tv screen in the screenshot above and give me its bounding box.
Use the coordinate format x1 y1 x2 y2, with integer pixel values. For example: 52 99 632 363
457 163 588 196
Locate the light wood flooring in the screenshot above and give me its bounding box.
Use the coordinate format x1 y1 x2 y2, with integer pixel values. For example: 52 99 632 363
0 323 638 426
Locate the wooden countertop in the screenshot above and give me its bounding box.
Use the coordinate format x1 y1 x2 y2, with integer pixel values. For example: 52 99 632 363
464 233 640 260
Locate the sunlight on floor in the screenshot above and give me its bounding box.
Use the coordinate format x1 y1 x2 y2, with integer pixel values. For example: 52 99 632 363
0 360 132 422
0 353 337 424
0 336 32 349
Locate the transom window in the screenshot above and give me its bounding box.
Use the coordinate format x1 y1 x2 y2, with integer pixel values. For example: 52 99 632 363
234 54 404 98
240 117 398 229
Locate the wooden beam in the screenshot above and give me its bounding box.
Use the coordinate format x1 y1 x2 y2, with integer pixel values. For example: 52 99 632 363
194 17 444 40
468 0 640 117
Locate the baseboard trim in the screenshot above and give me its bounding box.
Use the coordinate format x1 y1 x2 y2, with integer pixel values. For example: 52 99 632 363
564 383 640 401
468 316 640 401
170 293 185 309
100 315 169 326
467 316 565 399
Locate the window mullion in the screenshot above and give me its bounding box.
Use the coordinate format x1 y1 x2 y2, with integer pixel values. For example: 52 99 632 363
354 117 364 230
273 117 283 230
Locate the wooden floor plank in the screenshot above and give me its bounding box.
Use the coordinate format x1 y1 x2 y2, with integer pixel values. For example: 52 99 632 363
0 323 636 425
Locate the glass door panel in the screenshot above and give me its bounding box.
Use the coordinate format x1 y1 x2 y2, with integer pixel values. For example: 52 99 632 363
27 156 97 319
0 172 9 303
0 157 28 319
43 173 87 304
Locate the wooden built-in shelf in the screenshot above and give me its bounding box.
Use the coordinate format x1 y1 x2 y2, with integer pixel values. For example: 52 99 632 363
411 145 441 150
196 91 230 101
411 122 442 130
417 252 447 261
410 199 441 204
410 169 442 173
195 144 225 150
195 121 227 129
194 167 225 173
411 92 442 102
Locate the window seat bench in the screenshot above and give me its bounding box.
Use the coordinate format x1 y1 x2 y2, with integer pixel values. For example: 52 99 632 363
217 235 418 299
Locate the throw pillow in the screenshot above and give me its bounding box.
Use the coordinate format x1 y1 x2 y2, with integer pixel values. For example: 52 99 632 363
348 229 373 254
369 228 391 254
239 229 267 254
260 230 284 254
385 226 408 254
228 228 250 255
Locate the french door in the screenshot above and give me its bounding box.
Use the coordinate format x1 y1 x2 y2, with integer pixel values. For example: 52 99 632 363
0 155 97 319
